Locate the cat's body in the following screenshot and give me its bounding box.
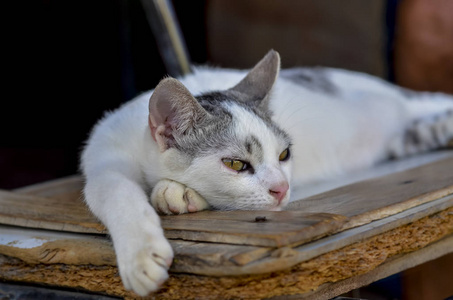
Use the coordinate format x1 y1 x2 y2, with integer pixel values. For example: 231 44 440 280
81 51 453 296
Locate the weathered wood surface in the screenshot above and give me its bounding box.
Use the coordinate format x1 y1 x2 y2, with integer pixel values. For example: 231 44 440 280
287 156 453 229
0 225 115 266
3 156 453 249
3 188 347 247
1 192 452 278
0 206 451 300
275 234 453 300
0 155 452 298
163 211 347 247
0 189 104 233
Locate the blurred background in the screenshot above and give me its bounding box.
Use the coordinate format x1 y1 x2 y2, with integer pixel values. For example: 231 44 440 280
1 1 453 299
2 0 453 189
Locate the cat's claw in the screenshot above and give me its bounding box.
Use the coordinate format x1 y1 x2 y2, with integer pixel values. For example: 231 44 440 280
151 179 210 215
116 228 173 296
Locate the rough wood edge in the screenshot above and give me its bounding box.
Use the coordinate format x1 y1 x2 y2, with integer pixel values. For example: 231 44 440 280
3 157 453 248
343 185 453 230
13 175 84 196
0 207 451 300
0 190 106 234
290 234 453 300
280 193 453 268
163 212 347 248
1 194 451 278
171 193 453 276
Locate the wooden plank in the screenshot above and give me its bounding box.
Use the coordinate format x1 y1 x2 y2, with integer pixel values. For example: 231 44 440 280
13 174 83 200
1 156 452 248
0 224 270 275
163 211 347 247
0 189 347 247
174 194 453 276
0 225 115 266
292 235 453 300
1 193 451 278
0 190 105 234
0 207 451 299
10 177 349 247
255 194 453 277
287 156 453 229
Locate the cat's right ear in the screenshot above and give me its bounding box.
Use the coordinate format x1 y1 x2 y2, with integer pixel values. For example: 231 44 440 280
149 78 211 152
229 50 280 109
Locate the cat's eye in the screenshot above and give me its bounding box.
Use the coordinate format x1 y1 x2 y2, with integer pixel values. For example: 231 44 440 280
279 148 290 161
222 158 250 171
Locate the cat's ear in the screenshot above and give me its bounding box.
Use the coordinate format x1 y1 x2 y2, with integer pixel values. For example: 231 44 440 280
229 50 280 109
149 78 211 152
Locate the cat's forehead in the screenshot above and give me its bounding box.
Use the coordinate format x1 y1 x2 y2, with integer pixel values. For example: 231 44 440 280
196 91 236 116
227 103 291 159
175 91 290 160
196 91 289 141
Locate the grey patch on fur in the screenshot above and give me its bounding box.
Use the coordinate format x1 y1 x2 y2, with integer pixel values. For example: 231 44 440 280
404 125 421 146
245 135 264 162
280 67 338 94
172 90 291 162
396 112 453 158
198 91 290 145
172 92 233 158
245 140 252 154
196 91 233 117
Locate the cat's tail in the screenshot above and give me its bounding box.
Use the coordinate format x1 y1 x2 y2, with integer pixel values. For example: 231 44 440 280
402 88 453 120
389 89 453 158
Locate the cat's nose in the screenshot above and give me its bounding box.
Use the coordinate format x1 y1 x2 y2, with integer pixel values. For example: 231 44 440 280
269 182 289 205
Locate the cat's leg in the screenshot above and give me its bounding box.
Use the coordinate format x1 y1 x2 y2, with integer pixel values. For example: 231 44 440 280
389 110 453 158
151 179 210 215
84 170 173 296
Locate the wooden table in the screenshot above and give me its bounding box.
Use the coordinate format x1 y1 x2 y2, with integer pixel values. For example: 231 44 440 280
1 154 453 299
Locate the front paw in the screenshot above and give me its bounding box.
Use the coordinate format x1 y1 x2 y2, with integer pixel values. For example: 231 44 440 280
150 179 210 215
117 231 174 296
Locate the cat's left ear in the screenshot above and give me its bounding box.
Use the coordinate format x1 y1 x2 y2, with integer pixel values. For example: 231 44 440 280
149 78 212 152
229 50 280 109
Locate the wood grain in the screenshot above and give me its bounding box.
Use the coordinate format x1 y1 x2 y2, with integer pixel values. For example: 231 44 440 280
0 190 105 233
163 211 347 247
14 174 84 200
0 207 451 299
1 193 451 277
1 157 453 298
0 189 346 247
287 156 453 229
1 156 453 248
275 235 453 300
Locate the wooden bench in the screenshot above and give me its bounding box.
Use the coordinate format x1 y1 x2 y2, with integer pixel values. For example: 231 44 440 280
1 153 453 299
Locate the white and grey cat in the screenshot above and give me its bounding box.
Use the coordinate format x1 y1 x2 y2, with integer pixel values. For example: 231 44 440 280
81 50 453 296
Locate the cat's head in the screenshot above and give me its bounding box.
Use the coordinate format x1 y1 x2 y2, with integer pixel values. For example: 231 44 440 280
148 50 292 211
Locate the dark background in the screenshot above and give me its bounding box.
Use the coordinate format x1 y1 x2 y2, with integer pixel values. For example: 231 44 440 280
2 0 453 192
1 0 208 188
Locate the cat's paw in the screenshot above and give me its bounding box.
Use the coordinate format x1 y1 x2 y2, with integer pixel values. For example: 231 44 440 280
150 179 210 215
117 229 173 296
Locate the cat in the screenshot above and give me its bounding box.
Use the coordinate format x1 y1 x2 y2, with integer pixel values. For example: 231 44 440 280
81 50 453 296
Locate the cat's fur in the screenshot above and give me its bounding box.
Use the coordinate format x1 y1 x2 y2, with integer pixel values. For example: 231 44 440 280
81 50 453 295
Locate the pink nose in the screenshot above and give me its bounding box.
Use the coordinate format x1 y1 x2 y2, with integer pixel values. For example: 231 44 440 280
269 182 289 205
